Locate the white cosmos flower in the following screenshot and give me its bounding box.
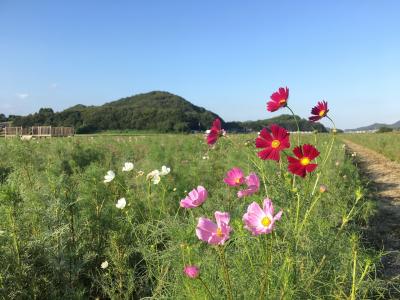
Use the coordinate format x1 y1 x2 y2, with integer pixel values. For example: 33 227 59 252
116 198 127 209
104 170 115 183
159 165 171 176
146 170 162 184
101 261 109 269
146 169 160 180
122 162 134 172
152 174 161 185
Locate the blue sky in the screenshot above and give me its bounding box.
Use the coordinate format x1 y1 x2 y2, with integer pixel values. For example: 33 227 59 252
0 0 399 129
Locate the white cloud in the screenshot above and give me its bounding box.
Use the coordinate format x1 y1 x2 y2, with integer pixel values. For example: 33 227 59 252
16 93 29 99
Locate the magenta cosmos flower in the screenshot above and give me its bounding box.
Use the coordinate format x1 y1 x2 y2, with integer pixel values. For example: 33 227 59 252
267 87 289 112
243 199 282 235
180 186 208 208
238 173 260 198
309 100 329 122
196 211 232 245
255 124 290 161
183 265 200 278
223 167 245 186
206 118 226 145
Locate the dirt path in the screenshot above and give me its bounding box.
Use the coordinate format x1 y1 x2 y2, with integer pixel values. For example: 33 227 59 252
343 139 400 282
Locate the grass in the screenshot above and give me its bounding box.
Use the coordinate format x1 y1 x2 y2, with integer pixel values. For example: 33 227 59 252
341 132 400 162
0 132 388 299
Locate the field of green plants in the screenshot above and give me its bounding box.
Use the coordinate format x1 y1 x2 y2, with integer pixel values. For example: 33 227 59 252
343 132 400 162
0 130 392 299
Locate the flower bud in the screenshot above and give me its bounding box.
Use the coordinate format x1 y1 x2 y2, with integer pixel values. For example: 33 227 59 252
319 184 328 193
184 265 200 279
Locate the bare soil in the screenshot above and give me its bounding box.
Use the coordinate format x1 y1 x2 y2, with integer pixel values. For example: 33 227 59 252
344 139 400 284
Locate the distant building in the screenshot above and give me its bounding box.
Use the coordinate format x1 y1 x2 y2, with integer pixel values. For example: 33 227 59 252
3 126 74 138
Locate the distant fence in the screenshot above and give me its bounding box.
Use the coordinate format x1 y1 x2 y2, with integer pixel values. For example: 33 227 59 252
345 130 378 134
4 126 74 138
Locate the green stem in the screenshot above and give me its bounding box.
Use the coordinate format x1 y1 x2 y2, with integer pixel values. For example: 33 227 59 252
326 115 336 131
217 246 233 300
258 234 273 300
350 249 357 300
311 172 321 196
321 133 336 169
336 192 363 236
297 194 322 237
250 156 269 197
294 192 301 233
287 106 300 146
312 115 336 195
198 277 215 300
8 207 21 270
116 180 128 192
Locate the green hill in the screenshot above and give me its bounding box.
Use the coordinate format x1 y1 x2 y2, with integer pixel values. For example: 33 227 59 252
12 91 222 133
9 91 327 133
347 120 400 132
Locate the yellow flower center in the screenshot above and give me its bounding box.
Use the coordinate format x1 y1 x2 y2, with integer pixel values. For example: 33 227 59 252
216 227 223 237
235 177 241 184
261 216 271 227
300 157 310 166
319 110 326 117
279 99 286 105
271 139 281 149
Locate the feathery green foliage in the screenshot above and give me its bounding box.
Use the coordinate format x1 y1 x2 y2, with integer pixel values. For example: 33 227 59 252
0 133 389 299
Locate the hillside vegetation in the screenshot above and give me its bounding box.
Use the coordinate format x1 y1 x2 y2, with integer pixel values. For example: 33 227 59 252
11 92 221 133
7 91 327 133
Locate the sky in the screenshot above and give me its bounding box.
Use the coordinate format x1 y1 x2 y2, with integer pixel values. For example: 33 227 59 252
0 0 399 129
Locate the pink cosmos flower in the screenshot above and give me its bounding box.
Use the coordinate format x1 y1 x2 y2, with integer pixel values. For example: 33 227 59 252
196 211 232 245
184 265 200 278
180 186 208 208
206 118 226 145
243 199 282 235
223 167 245 186
238 172 260 198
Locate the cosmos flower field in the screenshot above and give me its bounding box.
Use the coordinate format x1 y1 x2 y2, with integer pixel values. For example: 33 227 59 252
0 89 390 299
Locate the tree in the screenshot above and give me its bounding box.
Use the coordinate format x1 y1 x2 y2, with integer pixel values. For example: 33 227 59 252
0 113 6 122
377 127 393 133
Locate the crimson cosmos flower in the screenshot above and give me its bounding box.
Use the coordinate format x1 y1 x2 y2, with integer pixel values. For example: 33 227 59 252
206 118 225 145
267 87 289 112
309 101 329 122
255 124 290 161
287 144 320 177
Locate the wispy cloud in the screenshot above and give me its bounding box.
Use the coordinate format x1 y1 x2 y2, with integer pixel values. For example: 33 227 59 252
16 93 29 99
50 83 58 89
